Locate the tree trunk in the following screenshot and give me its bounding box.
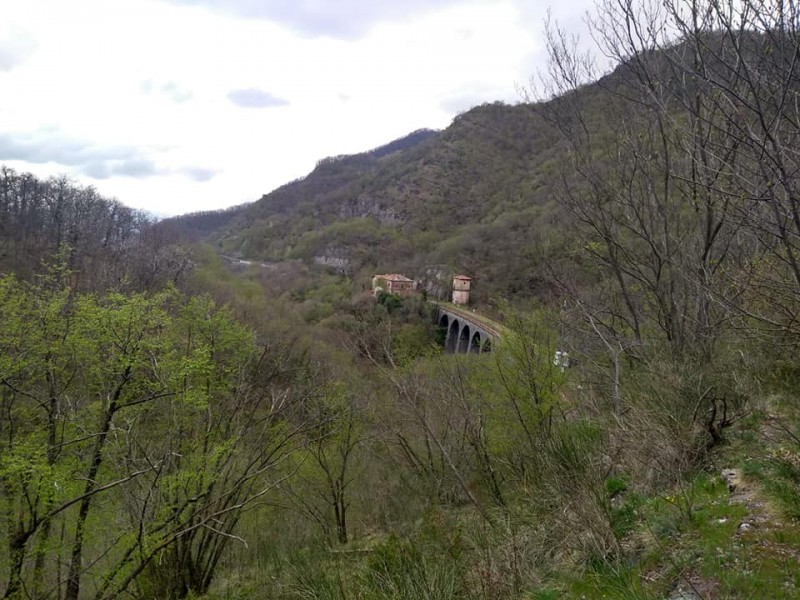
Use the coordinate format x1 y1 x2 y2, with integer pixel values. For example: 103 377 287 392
64 367 128 600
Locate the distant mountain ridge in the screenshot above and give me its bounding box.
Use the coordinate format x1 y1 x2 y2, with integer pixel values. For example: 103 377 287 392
366 128 439 158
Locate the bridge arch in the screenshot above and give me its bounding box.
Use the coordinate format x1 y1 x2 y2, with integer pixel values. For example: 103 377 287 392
458 324 471 354
469 330 482 354
437 305 497 355
446 319 460 353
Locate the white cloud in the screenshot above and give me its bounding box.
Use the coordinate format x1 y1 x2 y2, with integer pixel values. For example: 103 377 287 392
159 0 467 39
141 79 194 103
0 0 591 216
227 88 289 108
0 26 36 71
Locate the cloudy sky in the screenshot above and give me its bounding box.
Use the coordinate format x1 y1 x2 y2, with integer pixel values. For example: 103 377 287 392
0 0 590 216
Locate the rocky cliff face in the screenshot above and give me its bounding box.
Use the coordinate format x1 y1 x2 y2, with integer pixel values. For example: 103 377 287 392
339 193 406 225
313 247 352 275
417 265 452 301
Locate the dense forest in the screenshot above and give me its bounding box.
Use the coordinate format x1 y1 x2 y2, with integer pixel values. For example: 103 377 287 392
2 0 800 598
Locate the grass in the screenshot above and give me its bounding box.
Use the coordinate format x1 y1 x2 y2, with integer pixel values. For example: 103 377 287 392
555 414 800 600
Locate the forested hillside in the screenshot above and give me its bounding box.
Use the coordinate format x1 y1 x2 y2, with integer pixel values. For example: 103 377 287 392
2 0 800 598
176 106 568 305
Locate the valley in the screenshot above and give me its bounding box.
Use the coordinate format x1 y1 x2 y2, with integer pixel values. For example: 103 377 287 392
1 0 800 598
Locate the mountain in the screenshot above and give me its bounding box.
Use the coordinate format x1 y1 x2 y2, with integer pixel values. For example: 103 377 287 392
170 28 800 319
173 104 571 305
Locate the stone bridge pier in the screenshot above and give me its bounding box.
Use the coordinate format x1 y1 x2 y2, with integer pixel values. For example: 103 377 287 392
436 306 494 354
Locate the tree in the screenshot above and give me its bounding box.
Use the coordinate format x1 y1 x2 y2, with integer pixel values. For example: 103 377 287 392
0 267 177 598
521 0 770 531
0 267 314 599
282 381 364 546
537 0 800 348
0 166 192 293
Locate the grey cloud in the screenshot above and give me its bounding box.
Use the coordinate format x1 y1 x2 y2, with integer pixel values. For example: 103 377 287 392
180 166 220 182
141 79 193 103
113 158 161 178
81 162 112 180
83 159 161 180
0 30 37 71
0 131 216 182
227 88 289 108
0 133 139 171
161 0 464 38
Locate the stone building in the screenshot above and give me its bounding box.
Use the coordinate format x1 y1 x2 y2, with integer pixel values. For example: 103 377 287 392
452 275 471 305
372 273 416 295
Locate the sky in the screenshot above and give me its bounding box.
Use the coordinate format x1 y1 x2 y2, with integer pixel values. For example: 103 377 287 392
0 0 591 217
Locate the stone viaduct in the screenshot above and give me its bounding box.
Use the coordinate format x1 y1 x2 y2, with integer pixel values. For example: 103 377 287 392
436 305 497 354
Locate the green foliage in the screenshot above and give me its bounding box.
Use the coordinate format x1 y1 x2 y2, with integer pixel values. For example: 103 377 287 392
0 260 312 599
604 476 645 540
569 563 651 600
751 457 800 521
530 589 560 600
376 290 402 313
393 323 438 365
292 218 402 263
606 475 629 497
358 535 464 600
475 308 565 475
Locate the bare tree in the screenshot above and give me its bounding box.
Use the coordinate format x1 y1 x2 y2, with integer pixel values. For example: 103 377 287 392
541 0 800 347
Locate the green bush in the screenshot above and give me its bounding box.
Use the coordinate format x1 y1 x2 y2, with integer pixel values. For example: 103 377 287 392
377 290 402 313
359 535 464 600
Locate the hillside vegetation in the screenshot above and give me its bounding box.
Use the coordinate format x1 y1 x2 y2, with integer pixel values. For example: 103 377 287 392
168 108 568 305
